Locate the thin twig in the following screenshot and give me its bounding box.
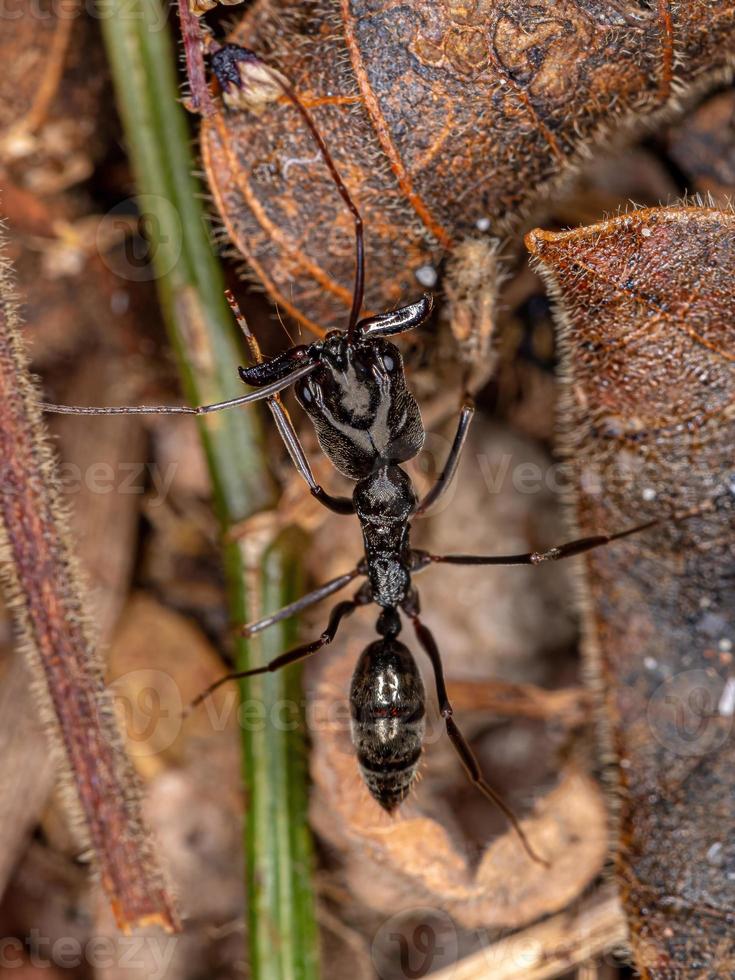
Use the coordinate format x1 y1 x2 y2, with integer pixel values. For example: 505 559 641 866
0 244 179 932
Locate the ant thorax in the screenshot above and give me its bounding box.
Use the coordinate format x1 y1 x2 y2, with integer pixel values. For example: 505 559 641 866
354 463 417 608
294 332 425 480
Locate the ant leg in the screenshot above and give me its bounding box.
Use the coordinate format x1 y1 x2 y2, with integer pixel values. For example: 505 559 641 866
189 592 367 713
40 362 317 416
424 518 661 567
415 401 475 517
273 406 355 514
407 607 548 866
239 565 365 638
225 290 354 516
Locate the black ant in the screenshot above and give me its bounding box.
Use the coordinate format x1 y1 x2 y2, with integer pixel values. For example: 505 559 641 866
42 43 669 865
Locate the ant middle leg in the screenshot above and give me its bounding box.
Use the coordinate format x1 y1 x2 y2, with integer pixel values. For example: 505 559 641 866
404 599 548 866
422 518 660 567
238 563 366 638
189 585 370 713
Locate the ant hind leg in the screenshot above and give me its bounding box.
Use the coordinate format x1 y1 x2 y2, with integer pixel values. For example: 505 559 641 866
407 607 548 867
187 587 370 715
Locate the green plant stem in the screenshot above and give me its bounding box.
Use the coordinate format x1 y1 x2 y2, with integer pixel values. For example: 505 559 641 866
245 529 318 979
97 1 319 975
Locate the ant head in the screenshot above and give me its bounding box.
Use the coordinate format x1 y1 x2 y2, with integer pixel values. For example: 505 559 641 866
295 309 429 479
238 295 432 480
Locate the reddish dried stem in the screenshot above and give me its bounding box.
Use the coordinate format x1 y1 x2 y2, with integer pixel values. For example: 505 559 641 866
0 250 179 933
177 0 215 117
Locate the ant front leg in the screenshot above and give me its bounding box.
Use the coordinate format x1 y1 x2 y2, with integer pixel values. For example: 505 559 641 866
415 400 475 517
40 363 318 417
405 600 548 867
188 584 371 714
225 290 355 517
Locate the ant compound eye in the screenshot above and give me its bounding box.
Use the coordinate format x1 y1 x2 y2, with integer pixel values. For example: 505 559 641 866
300 384 313 403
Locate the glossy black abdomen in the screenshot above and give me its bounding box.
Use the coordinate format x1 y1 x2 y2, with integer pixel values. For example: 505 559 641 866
349 638 426 811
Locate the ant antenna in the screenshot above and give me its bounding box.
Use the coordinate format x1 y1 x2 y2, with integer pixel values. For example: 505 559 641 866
211 45 365 337
225 288 262 364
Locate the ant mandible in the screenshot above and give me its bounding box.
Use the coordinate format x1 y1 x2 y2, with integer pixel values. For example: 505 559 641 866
42 42 663 865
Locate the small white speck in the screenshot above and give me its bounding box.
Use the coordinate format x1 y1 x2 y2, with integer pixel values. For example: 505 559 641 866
475 217 491 232
642 487 656 501
644 657 658 671
641 226 652 238
706 842 724 866
720 638 733 653
700 596 712 610
415 264 438 288
110 290 130 315
718 677 735 717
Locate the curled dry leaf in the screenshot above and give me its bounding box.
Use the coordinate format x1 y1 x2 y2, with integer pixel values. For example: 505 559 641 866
430 885 627 980
526 205 735 977
309 646 608 931
104 593 246 971
202 0 735 333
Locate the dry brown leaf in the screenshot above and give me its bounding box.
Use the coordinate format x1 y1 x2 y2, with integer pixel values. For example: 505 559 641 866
107 592 242 780
309 644 608 931
102 593 246 975
202 0 735 333
527 205 735 978
0 653 55 895
431 885 627 980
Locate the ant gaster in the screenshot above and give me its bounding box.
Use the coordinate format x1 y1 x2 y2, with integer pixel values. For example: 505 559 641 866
42 42 664 864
